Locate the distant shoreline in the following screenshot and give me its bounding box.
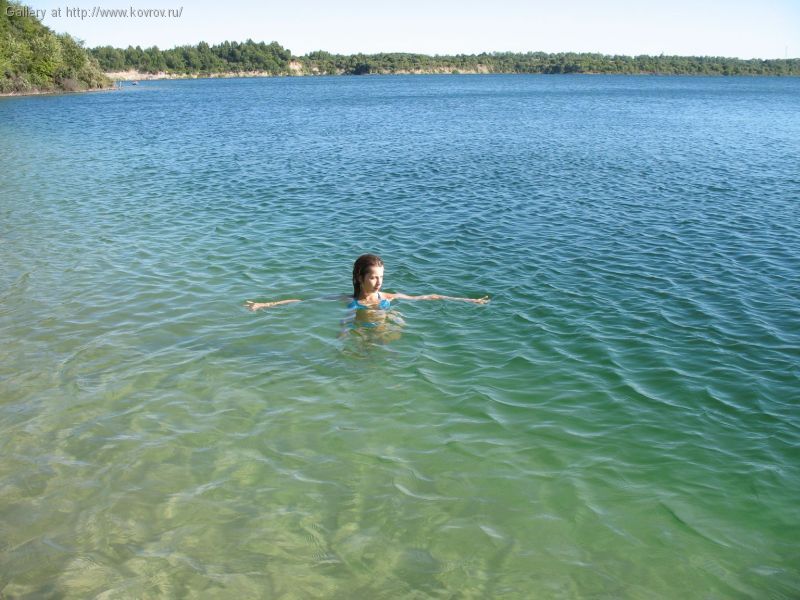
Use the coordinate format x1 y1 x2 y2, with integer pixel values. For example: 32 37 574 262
92 44 800 79
0 85 114 98
106 69 297 81
104 69 792 82
104 63 496 81
2 69 791 97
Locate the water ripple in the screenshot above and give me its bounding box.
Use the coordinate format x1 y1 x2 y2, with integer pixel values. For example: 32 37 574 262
1 75 799 598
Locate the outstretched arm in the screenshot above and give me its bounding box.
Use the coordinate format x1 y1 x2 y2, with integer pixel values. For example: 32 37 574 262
385 292 489 304
244 299 302 311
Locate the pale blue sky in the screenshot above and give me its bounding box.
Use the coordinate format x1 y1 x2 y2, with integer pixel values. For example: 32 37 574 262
27 0 800 58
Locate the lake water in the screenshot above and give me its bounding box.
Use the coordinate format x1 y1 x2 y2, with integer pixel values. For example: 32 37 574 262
1 75 799 598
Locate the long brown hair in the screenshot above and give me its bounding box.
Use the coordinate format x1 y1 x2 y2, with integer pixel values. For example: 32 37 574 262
352 254 384 299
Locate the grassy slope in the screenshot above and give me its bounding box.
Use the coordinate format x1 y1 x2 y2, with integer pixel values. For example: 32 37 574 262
1 0 110 94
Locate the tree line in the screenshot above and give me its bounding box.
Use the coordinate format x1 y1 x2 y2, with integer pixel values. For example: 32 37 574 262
89 42 800 77
3 0 797 96
1 0 109 94
297 50 800 76
91 40 292 74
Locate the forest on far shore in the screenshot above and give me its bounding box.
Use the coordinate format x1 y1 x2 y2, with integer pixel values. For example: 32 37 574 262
4 0 797 97
90 40 800 77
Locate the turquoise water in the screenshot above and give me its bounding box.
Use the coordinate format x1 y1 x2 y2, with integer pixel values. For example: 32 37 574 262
1 75 799 598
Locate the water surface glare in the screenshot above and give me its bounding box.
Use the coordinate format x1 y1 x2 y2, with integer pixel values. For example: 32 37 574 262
1 75 799 598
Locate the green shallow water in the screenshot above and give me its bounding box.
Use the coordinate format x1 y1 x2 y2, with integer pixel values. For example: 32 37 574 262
1 75 799 598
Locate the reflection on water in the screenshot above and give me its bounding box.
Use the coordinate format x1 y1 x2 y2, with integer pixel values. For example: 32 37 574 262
340 307 406 354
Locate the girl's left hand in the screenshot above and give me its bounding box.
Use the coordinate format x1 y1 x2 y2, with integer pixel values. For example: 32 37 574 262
469 296 490 304
244 300 268 311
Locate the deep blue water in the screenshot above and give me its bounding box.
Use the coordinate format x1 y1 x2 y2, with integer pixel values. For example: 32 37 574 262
1 75 799 598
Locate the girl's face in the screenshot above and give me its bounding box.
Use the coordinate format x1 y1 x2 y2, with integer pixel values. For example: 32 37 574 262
360 265 384 295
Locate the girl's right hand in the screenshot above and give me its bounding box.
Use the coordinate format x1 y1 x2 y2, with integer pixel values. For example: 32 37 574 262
245 298 302 311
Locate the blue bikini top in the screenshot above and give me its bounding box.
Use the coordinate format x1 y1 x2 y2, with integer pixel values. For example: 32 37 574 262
348 293 391 310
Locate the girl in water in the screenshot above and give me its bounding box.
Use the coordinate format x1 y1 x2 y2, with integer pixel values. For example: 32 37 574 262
244 254 490 312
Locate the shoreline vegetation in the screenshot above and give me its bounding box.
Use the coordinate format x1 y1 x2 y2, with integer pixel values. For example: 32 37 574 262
0 0 111 96
93 41 800 80
3 2 799 98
